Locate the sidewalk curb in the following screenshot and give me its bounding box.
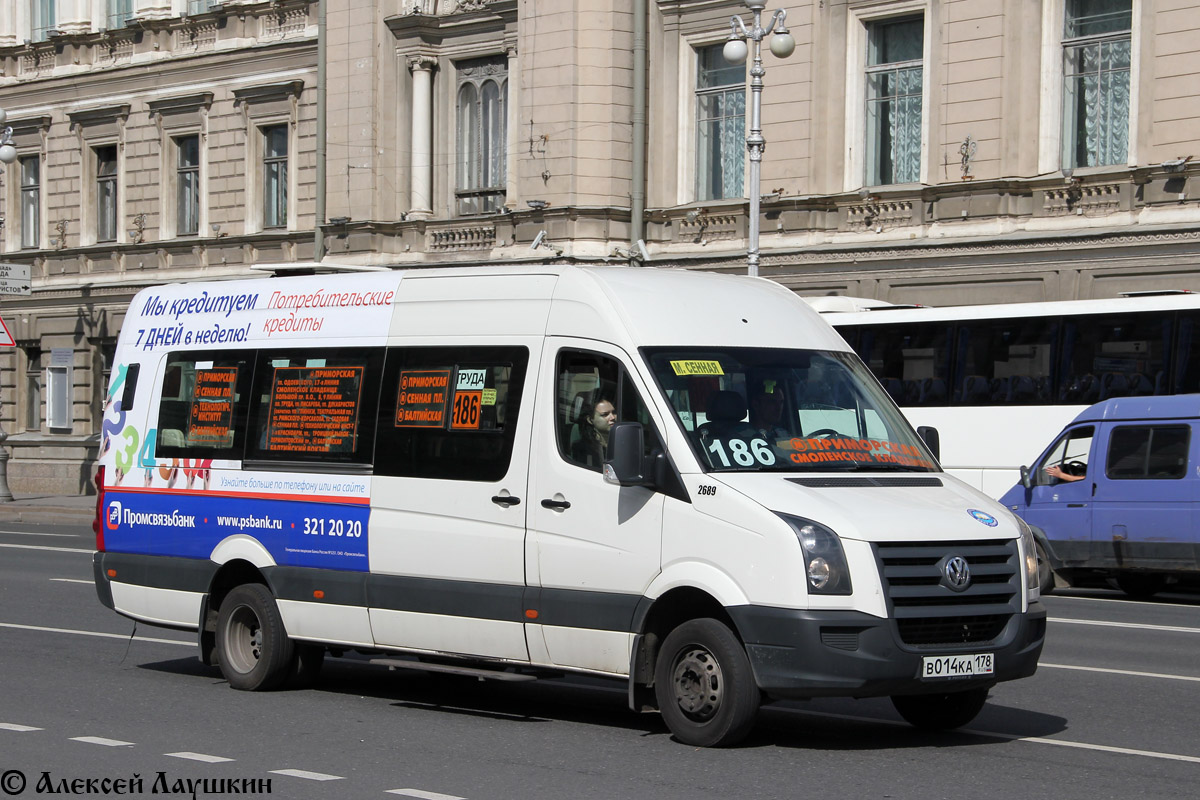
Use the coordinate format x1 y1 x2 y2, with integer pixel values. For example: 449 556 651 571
0 508 94 526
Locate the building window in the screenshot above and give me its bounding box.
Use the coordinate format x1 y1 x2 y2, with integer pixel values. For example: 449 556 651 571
865 16 924 186
107 0 133 29
455 56 508 216
176 135 200 235
32 0 55 41
47 351 72 431
1062 0 1131 169
24 348 41 432
262 125 288 229
95 145 118 243
20 155 40 250
188 0 220 14
695 44 745 202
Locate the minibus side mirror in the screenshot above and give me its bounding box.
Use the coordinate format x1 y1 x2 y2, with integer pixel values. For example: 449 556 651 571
917 425 940 462
605 422 649 487
1020 465 1032 489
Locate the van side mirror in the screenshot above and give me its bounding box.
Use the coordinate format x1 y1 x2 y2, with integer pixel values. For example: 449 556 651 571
917 425 940 462
605 422 648 486
1020 465 1032 489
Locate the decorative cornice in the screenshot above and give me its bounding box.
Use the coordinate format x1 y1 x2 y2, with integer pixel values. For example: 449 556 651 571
232 80 305 104
66 104 131 128
5 115 53 134
147 92 215 116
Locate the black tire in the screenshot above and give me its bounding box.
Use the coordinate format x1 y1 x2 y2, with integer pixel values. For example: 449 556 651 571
1036 540 1055 595
288 643 326 689
1116 573 1166 599
891 687 989 730
215 583 295 691
654 618 759 747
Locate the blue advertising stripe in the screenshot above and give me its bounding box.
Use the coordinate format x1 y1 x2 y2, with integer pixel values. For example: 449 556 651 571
102 490 370 572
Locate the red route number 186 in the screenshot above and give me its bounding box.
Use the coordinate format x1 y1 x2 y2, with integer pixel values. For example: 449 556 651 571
451 391 483 430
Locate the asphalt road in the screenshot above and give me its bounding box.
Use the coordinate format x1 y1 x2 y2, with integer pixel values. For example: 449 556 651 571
3 519 1199 800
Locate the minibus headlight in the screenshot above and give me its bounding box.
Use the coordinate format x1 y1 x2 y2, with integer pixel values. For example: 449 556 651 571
779 515 852 595
1016 515 1040 596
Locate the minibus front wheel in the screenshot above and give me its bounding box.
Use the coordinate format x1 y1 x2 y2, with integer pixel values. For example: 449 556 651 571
654 618 759 747
215 583 296 691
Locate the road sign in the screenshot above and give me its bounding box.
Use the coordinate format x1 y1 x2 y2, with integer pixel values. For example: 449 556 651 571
0 316 13 347
0 263 31 297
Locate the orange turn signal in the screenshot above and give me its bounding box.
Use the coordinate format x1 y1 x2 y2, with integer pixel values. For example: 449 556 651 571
524 609 538 619
313 590 325 599
106 569 117 578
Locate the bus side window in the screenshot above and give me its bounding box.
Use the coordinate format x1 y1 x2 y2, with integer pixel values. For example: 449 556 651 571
375 346 529 482
119 363 140 411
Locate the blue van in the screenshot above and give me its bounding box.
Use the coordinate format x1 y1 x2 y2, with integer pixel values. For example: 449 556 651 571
1001 395 1199 598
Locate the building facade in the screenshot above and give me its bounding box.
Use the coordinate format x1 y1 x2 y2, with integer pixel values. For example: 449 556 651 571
0 0 1197 493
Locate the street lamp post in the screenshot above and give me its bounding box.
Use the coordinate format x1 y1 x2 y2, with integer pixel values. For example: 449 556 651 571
722 3 794 278
0 107 17 502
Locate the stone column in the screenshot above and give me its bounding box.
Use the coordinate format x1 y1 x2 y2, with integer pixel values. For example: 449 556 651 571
504 43 519 210
407 55 436 220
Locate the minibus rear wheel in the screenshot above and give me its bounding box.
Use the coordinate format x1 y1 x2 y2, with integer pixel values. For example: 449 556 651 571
215 583 295 691
891 687 988 730
654 618 759 747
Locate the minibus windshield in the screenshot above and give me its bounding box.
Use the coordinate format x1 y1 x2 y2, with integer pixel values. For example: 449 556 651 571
644 348 939 473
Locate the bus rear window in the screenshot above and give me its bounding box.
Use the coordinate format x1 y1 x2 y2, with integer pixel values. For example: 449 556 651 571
155 351 254 461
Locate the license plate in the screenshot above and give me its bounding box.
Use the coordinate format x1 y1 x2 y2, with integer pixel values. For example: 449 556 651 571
921 653 994 680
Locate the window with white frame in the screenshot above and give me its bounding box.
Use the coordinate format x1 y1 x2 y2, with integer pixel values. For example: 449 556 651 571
176 135 201 235
20 155 40 250
107 0 133 29
1061 0 1131 169
456 56 508 216
695 43 745 202
47 350 72 431
95 145 119 243
188 0 220 14
865 16 924 186
32 0 56 41
262 124 288 229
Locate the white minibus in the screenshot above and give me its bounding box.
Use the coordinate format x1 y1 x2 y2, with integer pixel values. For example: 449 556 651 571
93 264 1045 747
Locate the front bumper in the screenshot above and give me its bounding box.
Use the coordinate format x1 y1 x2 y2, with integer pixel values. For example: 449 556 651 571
728 602 1046 699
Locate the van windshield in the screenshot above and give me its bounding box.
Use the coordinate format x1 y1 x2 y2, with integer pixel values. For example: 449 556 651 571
644 348 938 473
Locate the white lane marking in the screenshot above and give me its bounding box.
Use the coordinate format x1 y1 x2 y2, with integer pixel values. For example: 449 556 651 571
269 770 344 782
1050 593 1198 609
71 736 135 747
1050 617 1200 635
790 709 1200 764
1041 662 1200 683
51 578 93 584
386 790 467 800
0 530 80 538
0 723 43 732
0 622 193 647
0 543 93 554
166 752 234 763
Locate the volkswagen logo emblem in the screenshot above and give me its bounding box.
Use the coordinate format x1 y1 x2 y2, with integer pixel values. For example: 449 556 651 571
941 555 971 591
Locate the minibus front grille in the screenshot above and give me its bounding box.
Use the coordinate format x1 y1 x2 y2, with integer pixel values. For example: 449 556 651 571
875 539 1021 647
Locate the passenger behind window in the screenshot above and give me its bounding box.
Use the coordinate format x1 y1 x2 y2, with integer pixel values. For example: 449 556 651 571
571 395 617 470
